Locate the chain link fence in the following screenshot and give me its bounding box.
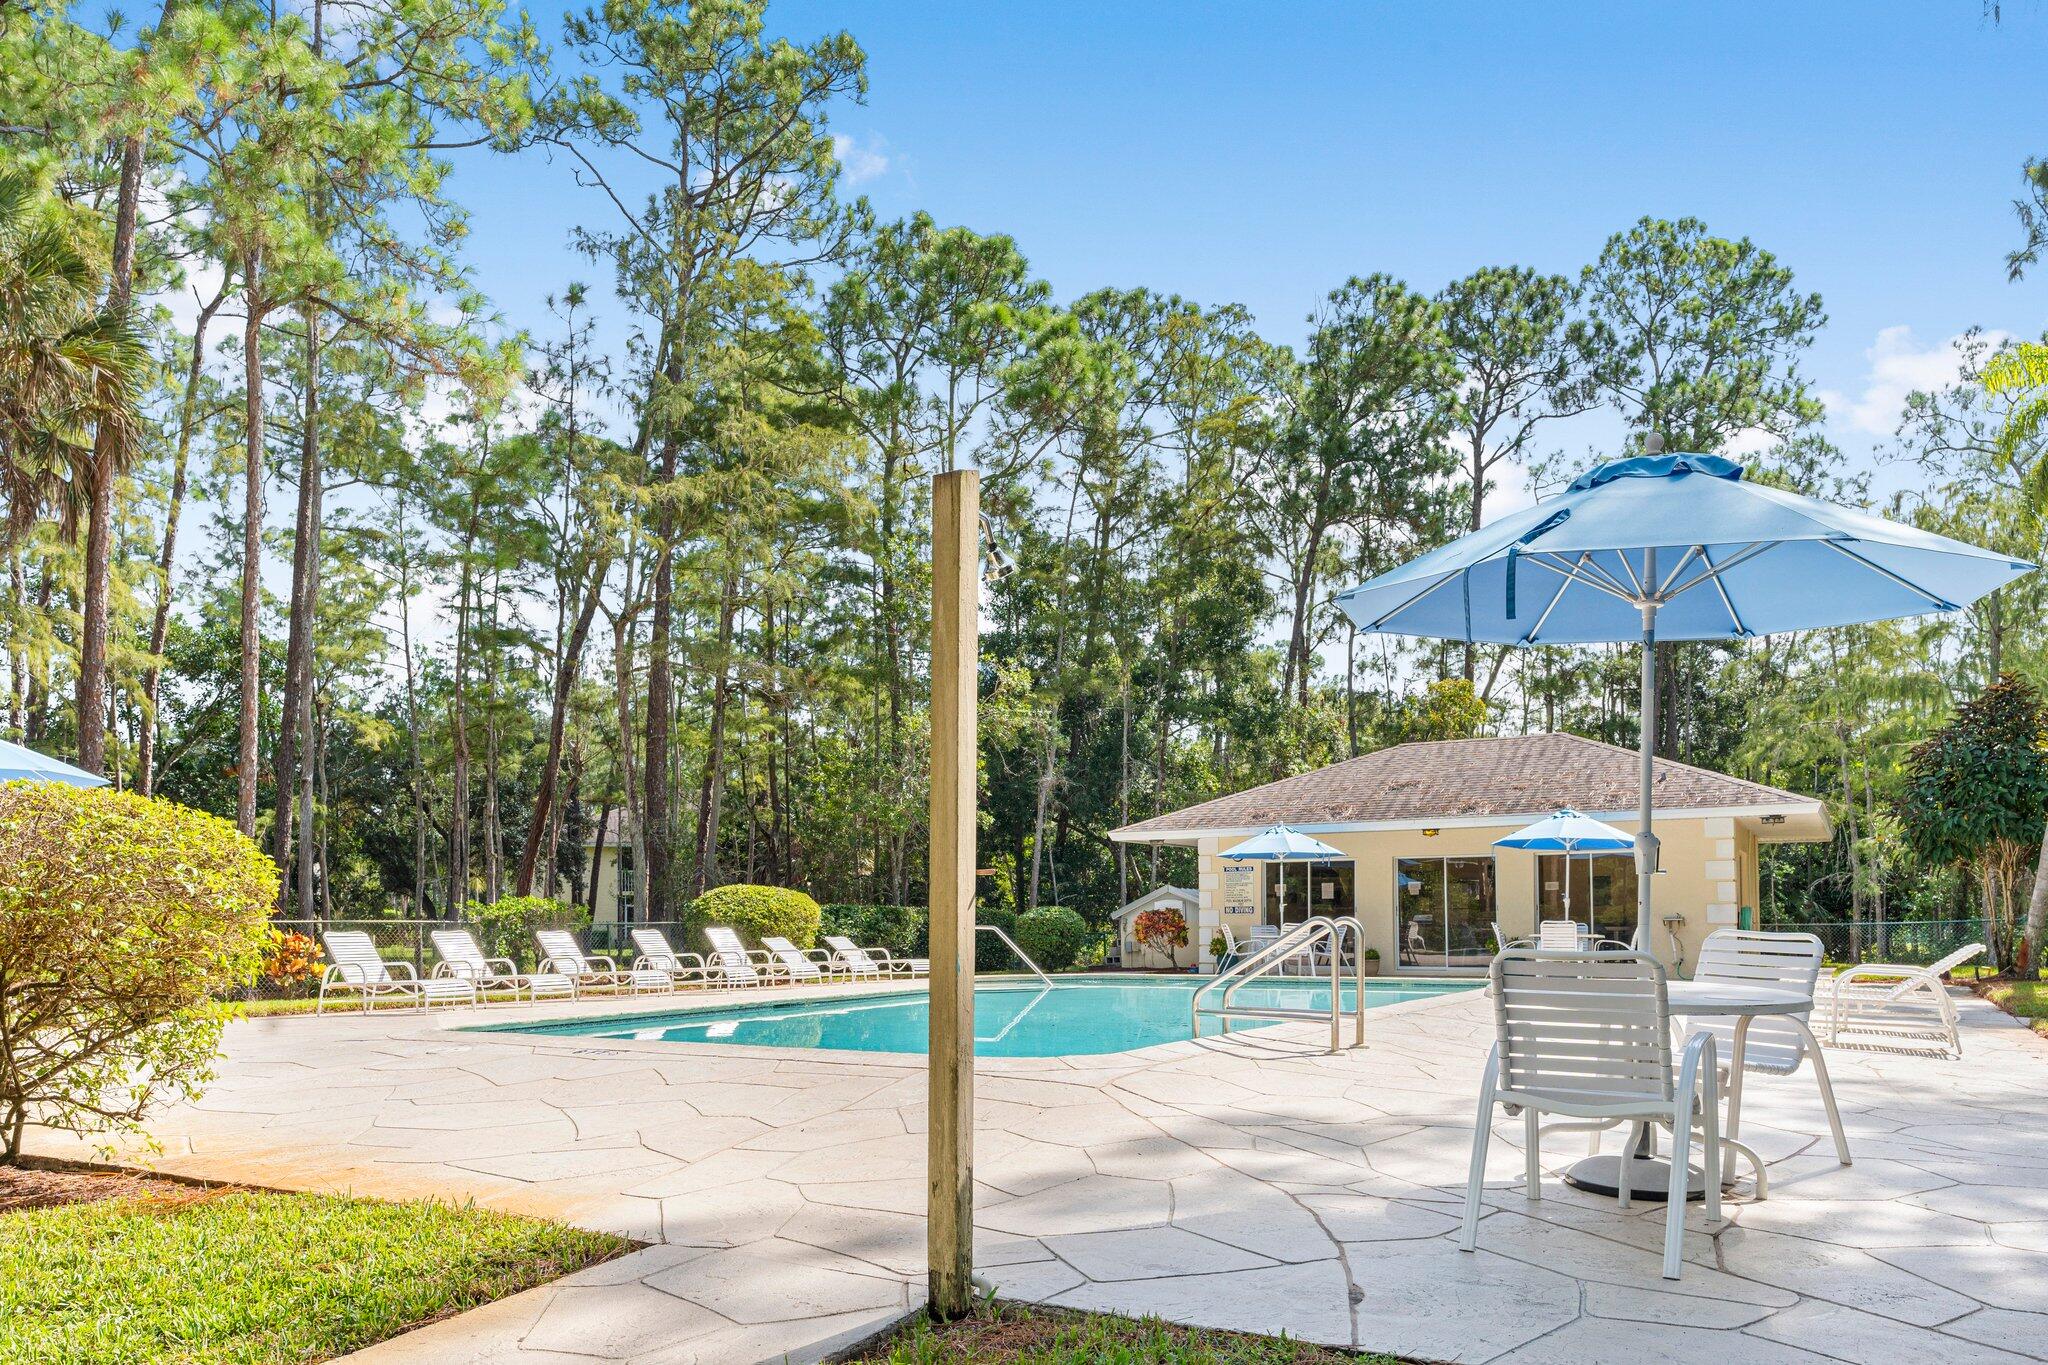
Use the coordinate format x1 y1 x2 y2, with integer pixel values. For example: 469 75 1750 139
252 917 648 1002
1759 918 1993 972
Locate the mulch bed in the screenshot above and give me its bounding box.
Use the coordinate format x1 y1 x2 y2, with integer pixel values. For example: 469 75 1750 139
0 1159 234 1215
842 1303 1381 1363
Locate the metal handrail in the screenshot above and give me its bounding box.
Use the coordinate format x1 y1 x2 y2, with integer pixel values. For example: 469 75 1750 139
1192 915 1367 1053
976 923 1053 988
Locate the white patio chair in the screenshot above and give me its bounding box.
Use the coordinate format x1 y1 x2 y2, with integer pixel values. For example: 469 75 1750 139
1827 942 1985 1060
1679 929 1848 1178
318 931 476 1014
1460 949 1723 1281
629 927 709 987
823 934 928 978
760 935 833 984
1537 919 1585 951
430 928 577 1004
536 929 671 995
700 926 769 988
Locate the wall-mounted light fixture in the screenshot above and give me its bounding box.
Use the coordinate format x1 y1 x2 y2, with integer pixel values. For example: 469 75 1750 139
979 513 1015 583
1760 813 1786 825
1421 828 1440 837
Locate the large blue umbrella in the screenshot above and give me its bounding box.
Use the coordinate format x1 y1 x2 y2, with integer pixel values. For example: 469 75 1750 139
0 739 108 788
1336 450 2033 954
1494 808 1635 930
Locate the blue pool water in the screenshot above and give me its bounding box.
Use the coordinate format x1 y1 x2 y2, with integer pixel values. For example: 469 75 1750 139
484 975 1480 1057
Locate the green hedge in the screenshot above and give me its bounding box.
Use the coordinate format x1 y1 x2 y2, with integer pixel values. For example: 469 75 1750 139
1015 906 1089 972
819 904 928 960
462 897 590 970
685 884 822 951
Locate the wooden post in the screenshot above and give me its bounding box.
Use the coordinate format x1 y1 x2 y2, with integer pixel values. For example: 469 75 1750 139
927 469 978 1318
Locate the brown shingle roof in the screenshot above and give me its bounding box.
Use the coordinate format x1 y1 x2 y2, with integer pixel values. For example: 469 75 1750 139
1111 733 1817 840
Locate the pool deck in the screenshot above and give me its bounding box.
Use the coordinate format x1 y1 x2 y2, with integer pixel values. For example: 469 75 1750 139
25 976 2048 1364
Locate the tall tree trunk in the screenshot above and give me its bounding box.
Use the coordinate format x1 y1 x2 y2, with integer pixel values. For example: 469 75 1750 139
275 307 321 904
138 287 223 796
75 128 146 775
236 256 266 838
2023 817 2048 979
445 528 474 915
483 571 503 903
516 564 608 894
394 494 431 914
586 793 612 914
643 322 683 921
689 570 738 897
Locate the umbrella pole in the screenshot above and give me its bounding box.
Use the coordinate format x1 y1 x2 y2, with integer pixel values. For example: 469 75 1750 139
1636 598 1659 959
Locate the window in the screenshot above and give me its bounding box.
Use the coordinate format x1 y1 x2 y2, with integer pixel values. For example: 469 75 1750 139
1262 860 1354 928
1536 854 1637 945
1397 856 1496 969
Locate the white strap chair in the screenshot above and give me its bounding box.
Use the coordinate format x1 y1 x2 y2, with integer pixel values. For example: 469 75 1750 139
1461 949 1722 1281
318 931 476 1013
1828 942 1985 1060
430 928 577 1003
760 935 832 983
536 929 671 994
700 926 768 988
1680 929 1848 1177
628 927 706 985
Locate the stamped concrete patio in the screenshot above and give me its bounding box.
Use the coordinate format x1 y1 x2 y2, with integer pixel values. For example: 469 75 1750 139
27 979 2048 1364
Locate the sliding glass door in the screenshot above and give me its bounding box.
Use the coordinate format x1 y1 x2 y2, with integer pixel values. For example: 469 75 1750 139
1261 860 1355 929
1397 856 1496 969
1536 853 1637 945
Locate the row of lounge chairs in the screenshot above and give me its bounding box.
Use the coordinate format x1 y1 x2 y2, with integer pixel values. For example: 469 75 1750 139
314 925 929 1014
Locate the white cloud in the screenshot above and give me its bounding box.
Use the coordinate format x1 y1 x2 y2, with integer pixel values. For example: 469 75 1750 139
1823 325 2015 436
831 132 890 187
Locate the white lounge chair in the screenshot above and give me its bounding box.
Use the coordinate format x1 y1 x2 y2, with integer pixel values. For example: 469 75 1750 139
760 935 832 984
318 930 477 1014
536 929 672 995
699 926 768 988
823 933 928 978
429 928 577 1004
1461 949 1723 1281
1679 929 1848 1180
629 927 708 986
1827 942 1985 1060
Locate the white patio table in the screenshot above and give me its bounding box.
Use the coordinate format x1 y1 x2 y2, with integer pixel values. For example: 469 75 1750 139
1562 980 1815 1201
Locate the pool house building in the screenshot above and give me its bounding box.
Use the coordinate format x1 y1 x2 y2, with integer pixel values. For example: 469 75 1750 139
1108 733 1828 974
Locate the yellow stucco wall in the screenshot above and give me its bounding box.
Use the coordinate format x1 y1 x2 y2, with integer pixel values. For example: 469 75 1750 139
1187 816 1763 975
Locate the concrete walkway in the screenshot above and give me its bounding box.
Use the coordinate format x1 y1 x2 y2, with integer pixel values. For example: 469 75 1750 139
28 979 2048 1364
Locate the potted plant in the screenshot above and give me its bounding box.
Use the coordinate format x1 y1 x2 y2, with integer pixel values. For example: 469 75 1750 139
1360 947 1381 977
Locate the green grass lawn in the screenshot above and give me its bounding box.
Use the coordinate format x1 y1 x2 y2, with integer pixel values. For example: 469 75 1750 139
1977 977 2048 1034
0 1184 629 1365
847 1303 1403 1364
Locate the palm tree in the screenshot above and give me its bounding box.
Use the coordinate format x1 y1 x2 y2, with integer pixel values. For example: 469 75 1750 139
0 169 149 772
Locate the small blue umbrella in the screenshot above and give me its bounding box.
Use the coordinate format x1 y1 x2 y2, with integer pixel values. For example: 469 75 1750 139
0 739 108 788
1222 825 1345 928
1336 450 2034 953
1494 808 1636 929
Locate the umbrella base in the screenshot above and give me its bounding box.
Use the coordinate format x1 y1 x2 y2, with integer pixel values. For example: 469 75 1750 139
1563 1153 1708 1203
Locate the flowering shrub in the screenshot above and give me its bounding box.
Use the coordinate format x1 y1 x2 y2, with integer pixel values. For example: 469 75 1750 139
262 930 321 989
1133 907 1189 952
0 783 274 1163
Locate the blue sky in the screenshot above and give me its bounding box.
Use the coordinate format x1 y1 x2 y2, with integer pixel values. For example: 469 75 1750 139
450 2 2048 502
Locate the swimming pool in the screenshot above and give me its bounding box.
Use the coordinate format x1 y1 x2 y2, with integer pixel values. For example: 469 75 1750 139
485 975 1481 1058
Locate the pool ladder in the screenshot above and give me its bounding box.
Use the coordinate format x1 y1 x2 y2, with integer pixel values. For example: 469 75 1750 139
1191 915 1367 1054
